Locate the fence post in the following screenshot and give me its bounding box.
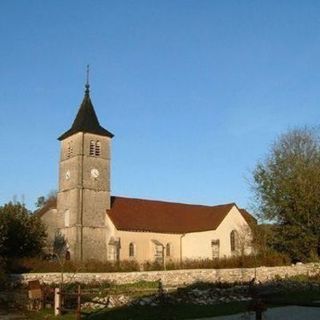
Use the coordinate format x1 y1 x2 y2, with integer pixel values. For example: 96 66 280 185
54 287 61 316
76 284 81 320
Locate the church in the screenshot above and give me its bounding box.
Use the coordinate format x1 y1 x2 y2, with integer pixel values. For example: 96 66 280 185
39 81 255 264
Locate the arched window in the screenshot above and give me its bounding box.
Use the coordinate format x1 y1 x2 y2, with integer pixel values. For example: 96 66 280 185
230 230 238 252
166 243 171 257
64 209 70 227
95 141 101 156
90 140 95 156
129 242 136 257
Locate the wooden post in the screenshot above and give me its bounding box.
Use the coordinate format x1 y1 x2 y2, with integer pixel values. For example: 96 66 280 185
76 284 81 320
54 288 61 316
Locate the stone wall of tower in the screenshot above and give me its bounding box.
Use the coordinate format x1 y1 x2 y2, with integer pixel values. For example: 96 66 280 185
57 132 112 261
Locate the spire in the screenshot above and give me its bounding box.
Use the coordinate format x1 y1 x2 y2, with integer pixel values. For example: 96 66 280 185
58 68 114 141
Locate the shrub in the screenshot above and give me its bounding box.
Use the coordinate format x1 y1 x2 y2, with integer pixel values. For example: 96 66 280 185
10 257 140 273
0 257 8 289
9 251 290 274
145 251 290 271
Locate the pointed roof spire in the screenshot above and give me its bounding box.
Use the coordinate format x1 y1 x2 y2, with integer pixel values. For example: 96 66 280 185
58 67 114 141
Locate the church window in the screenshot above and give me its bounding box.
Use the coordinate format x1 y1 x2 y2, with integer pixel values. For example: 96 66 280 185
67 142 73 158
108 237 120 262
230 230 238 252
90 140 95 156
95 141 101 156
64 210 70 227
166 243 171 257
129 242 136 257
211 240 220 259
89 140 101 156
151 240 164 264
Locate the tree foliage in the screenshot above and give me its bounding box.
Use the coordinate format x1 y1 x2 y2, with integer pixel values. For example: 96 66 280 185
252 127 320 261
35 190 57 208
0 202 47 259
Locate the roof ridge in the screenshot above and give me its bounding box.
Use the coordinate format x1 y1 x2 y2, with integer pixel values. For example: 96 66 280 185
111 195 236 209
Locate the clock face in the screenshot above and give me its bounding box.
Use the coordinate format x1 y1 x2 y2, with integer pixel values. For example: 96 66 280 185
91 168 99 178
65 170 71 180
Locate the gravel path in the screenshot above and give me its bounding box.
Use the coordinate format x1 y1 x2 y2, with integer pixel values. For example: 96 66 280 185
192 305 320 319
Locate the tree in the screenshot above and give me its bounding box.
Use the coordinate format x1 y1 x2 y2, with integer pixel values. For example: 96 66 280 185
0 202 47 259
252 127 320 261
35 190 57 209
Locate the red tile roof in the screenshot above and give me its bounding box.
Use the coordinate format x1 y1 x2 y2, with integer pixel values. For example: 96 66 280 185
107 196 236 233
36 196 255 234
239 209 257 226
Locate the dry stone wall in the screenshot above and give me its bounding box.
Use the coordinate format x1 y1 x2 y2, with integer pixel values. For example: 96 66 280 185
11 263 320 287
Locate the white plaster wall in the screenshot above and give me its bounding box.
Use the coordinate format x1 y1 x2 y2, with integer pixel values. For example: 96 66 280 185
182 206 252 259
115 230 182 262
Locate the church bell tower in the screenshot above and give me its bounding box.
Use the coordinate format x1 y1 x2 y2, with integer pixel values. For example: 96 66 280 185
57 77 113 261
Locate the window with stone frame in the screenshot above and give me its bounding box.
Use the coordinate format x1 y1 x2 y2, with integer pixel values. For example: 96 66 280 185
129 242 136 257
230 230 238 252
89 140 102 156
67 141 73 158
95 141 101 156
166 243 171 257
108 237 120 261
211 239 220 259
89 140 95 156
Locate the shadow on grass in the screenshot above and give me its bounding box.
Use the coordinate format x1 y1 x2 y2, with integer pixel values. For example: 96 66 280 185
86 279 320 320
261 289 320 308
85 281 251 320
87 302 249 320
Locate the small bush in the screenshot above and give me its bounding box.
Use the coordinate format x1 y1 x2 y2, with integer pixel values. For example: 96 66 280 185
144 251 290 271
9 251 290 274
0 258 8 289
10 257 140 273
142 261 164 271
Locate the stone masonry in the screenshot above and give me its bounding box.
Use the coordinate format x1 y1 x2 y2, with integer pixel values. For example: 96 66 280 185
11 263 320 287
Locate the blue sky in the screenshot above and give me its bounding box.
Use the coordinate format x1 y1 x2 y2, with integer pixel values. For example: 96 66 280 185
1 0 320 212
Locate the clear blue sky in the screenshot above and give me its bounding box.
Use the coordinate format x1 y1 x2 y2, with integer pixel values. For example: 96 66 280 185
1 0 320 212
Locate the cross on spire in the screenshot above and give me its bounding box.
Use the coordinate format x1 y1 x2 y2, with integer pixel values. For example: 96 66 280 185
85 64 90 95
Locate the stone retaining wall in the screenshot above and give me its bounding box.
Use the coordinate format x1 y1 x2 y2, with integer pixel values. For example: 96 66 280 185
11 263 320 287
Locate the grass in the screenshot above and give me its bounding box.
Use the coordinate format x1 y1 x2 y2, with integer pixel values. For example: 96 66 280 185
13 276 320 319
262 288 320 307
24 309 75 319
90 302 250 320
24 301 249 320
17 289 320 320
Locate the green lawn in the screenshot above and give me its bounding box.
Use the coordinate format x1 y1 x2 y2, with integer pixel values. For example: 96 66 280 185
25 309 76 320
262 288 320 307
89 302 250 320
20 279 320 320
25 301 249 320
